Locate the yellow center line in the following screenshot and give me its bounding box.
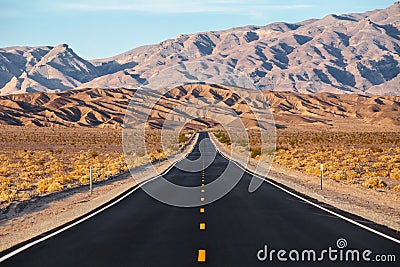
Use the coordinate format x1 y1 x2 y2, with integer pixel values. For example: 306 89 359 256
198 249 206 262
197 147 207 263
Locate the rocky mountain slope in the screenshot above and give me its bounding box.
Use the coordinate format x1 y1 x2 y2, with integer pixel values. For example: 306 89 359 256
0 45 98 95
0 84 398 128
0 2 399 95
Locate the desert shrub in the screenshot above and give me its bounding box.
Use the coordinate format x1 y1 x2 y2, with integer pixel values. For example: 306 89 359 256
250 147 261 158
214 130 231 145
219 135 231 145
362 177 387 189
17 192 30 201
80 175 90 185
16 181 33 190
1 189 16 203
346 177 357 184
372 162 386 169
47 180 62 193
390 169 400 179
37 177 65 193
370 147 383 153
0 166 8 175
330 171 347 181
178 134 189 144
393 185 400 191
305 165 321 175
389 155 400 164
53 172 71 184
0 177 11 190
366 170 388 177
88 150 99 158
37 178 51 193
346 170 359 180
378 155 392 162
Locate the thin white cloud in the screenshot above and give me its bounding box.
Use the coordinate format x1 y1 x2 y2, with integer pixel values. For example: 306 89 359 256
59 0 314 14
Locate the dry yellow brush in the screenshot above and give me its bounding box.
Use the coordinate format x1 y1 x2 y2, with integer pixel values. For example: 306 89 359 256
213 130 400 191
0 130 190 204
0 150 127 203
274 131 400 191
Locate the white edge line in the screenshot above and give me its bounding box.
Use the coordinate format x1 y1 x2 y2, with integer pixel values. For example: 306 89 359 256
208 133 400 245
0 133 199 263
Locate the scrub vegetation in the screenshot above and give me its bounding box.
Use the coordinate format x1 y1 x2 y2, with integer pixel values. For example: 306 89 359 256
215 129 400 191
274 131 400 190
0 127 191 203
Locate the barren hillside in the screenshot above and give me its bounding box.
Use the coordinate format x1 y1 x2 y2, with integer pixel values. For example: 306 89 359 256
0 84 399 129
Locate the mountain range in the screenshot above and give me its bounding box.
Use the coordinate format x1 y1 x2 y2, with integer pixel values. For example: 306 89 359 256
0 2 399 96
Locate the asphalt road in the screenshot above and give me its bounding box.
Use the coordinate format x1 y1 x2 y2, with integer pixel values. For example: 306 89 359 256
1 132 399 266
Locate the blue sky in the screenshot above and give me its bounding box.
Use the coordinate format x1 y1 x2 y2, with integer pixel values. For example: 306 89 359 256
0 0 395 59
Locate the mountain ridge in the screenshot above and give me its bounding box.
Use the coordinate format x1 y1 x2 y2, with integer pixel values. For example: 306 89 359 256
0 2 399 96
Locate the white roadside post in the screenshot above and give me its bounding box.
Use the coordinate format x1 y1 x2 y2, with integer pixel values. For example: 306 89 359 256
320 164 324 190
89 166 93 195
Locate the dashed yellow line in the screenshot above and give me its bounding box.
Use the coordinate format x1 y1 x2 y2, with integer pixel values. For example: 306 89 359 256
198 249 206 262
198 155 207 263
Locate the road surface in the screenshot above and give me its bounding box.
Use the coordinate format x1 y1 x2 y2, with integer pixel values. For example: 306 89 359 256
1 132 399 266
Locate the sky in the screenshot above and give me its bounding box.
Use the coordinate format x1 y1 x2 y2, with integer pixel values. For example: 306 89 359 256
0 0 395 59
